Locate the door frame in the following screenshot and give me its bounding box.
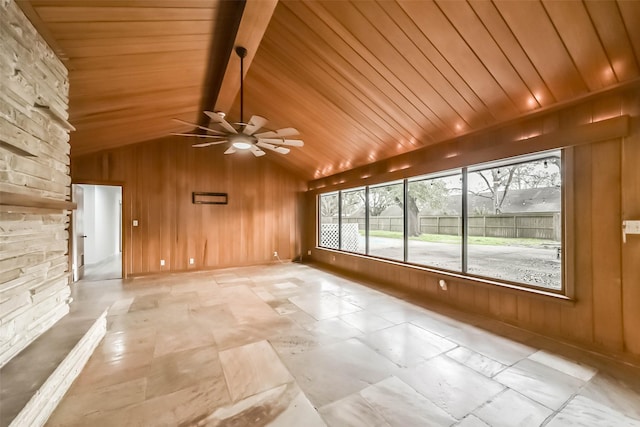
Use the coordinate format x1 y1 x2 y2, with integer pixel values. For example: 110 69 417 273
71 184 85 281
69 180 128 279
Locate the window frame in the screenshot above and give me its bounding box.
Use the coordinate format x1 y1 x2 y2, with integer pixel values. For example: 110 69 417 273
316 149 570 296
339 186 367 254
318 191 340 250
406 170 464 272
367 180 405 262
464 150 564 292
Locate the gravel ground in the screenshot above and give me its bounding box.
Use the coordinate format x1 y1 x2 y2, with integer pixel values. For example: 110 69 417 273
349 237 561 290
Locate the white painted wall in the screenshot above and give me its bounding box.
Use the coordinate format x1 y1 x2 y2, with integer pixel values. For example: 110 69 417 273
82 185 121 264
82 185 96 263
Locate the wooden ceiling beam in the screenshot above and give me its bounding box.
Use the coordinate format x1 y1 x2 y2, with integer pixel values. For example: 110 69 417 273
213 0 278 115
196 0 246 127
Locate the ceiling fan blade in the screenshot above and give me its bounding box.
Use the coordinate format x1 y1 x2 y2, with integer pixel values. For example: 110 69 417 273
171 133 226 138
172 118 225 135
280 139 304 147
224 147 236 155
204 111 237 134
243 115 268 136
258 138 304 147
254 127 299 138
250 146 266 157
256 141 275 149
192 140 228 148
256 141 290 155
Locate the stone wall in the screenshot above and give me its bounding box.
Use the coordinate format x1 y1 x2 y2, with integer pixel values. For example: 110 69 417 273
0 0 73 367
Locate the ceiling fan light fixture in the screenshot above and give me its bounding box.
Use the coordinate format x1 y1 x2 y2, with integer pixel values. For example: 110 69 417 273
232 141 253 150
175 46 302 157
230 133 253 150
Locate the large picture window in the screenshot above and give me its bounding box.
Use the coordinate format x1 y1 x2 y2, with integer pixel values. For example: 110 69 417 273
466 152 562 289
368 182 404 261
319 192 339 249
407 173 462 271
317 150 564 292
340 188 366 254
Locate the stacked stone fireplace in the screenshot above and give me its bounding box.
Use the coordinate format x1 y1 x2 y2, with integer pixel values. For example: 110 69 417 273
0 0 74 368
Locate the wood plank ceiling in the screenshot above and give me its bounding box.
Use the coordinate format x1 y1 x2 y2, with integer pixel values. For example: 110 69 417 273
22 0 235 156
19 0 640 180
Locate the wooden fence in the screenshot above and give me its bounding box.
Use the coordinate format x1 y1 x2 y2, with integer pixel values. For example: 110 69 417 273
322 212 561 240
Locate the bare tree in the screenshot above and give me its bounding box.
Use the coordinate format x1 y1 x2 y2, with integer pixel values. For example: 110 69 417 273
512 158 561 189
368 185 398 216
320 194 338 217
472 167 517 214
341 190 364 216
472 156 560 214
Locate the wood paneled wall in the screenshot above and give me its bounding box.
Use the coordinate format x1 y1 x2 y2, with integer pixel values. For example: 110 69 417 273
72 137 306 276
0 0 72 367
304 86 640 359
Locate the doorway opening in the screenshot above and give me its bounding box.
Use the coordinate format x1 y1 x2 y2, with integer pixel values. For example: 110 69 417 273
72 184 123 281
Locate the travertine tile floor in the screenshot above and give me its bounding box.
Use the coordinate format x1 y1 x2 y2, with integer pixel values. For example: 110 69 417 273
46 263 640 426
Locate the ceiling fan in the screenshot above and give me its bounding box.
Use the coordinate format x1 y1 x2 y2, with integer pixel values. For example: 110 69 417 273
171 46 303 157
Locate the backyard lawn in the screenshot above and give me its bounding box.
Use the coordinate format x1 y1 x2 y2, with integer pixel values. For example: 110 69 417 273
365 230 558 248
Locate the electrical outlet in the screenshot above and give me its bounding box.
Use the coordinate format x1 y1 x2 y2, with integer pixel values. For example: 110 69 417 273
133 219 139 227
438 279 448 291
273 251 278 257
189 258 194 265
307 250 311 256
160 259 165 266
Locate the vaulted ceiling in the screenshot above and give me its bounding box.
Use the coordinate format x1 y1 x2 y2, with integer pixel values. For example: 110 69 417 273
19 0 640 180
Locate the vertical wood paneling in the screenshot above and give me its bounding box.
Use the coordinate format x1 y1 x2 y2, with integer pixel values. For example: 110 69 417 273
561 143 594 344
489 291 501 318
621 95 640 354
474 287 490 313
500 293 518 321
517 296 531 325
458 282 476 313
528 300 546 331
543 302 561 334
591 139 623 350
72 137 305 275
